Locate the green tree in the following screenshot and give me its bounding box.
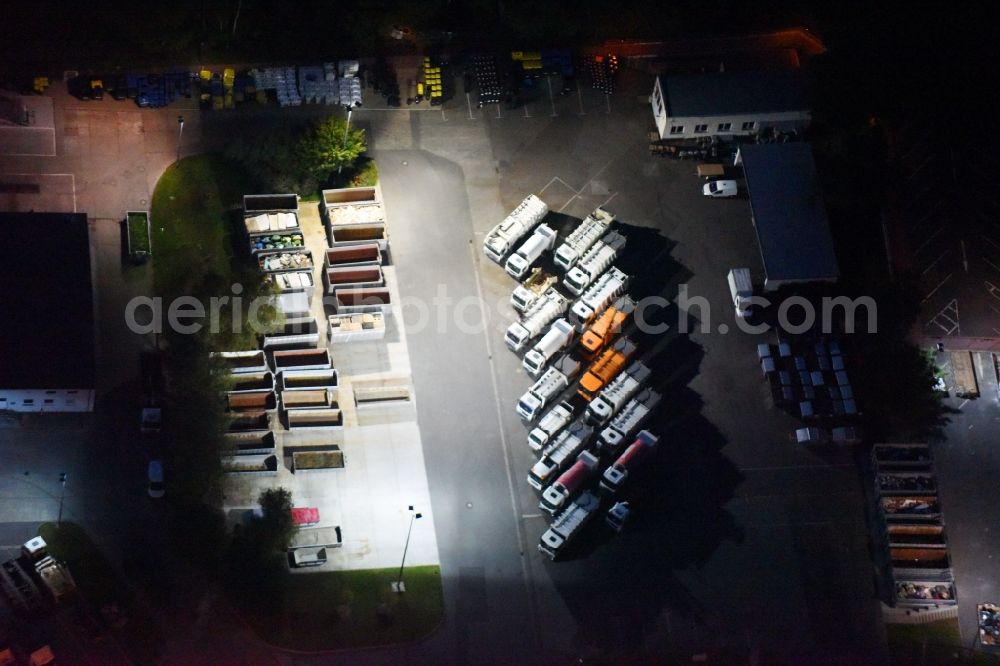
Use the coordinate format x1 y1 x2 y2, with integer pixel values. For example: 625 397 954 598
300 115 367 183
256 487 295 554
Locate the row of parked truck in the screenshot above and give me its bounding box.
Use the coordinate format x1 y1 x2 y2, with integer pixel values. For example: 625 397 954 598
484 195 664 559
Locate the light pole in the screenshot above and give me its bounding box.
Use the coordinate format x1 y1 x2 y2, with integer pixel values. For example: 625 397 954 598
176 115 185 164
392 505 422 592
57 473 67 526
337 107 353 175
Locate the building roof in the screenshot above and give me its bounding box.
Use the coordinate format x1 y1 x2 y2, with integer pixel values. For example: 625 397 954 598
739 143 840 285
660 69 808 118
0 212 95 389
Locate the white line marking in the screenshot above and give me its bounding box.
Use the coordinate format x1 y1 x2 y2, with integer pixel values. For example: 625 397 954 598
605 94 611 114
961 239 969 273
496 104 501 119
921 248 950 275
577 86 585 115
914 225 944 256
468 243 526 559
600 191 619 209
440 106 447 122
538 177 559 195
546 76 557 117
921 273 952 303
521 513 543 520
0 172 76 212
982 234 1000 251
466 92 475 120
0 126 57 156
557 195 580 213
958 399 969 410
982 256 1000 275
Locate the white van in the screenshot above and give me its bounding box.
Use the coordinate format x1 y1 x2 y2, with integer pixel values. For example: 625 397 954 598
727 268 753 318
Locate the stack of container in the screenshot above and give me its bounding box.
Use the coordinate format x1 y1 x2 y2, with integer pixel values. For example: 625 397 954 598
321 186 391 334
251 67 301 106
244 194 314 309
585 54 619 95
420 56 447 105
472 54 502 107
759 339 858 421
872 443 956 609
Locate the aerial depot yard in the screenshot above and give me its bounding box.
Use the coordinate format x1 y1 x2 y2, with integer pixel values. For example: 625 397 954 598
0 7 996 662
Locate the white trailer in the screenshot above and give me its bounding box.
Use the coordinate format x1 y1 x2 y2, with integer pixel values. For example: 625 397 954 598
539 491 601 560
511 268 558 313
483 194 549 263
600 429 659 493
505 224 558 280
517 354 581 421
527 401 574 452
540 450 600 515
597 389 661 453
727 268 753 318
505 288 569 352
554 207 615 271
564 232 626 296
528 421 593 490
523 318 575 377
569 267 630 330
585 361 651 425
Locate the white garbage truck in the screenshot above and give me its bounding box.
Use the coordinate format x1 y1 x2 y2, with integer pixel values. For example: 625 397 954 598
527 401 575 451
517 354 582 421
569 267 630 330
511 268 558 314
528 420 593 490
554 207 615 271
505 224 558 280
585 361 651 425
538 491 601 560
505 288 569 352
483 194 549 263
597 389 661 453
522 318 575 377
564 231 627 296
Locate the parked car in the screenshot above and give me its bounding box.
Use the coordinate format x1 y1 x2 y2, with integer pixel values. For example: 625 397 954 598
67 76 93 101
147 460 165 498
702 179 738 198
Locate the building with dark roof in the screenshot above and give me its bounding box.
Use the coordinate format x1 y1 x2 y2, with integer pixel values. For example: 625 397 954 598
651 69 810 140
0 212 96 412
736 142 839 290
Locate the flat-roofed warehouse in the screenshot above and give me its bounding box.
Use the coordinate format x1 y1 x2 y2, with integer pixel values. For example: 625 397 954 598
0 212 96 412
651 69 811 141
736 142 840 291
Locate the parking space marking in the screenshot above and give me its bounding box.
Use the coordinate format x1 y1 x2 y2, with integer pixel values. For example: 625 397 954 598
538 176 576 197
982 255 1000 275
465 92 475 120
985 280 1000 302
922 248 950 275
0 172 76 213
925 299 959 335
545 76 557 117
576 86 585 115
523 103 530 118
604 94 611 114
961 239 969 273
495 104 502 119
521 513 543 520
913 225 944 256
600 191 619 209
982 234 1000 252
0 125 57 156
921 273 952 303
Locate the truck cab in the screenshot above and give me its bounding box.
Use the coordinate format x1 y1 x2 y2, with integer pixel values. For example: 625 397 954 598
505 224 557 280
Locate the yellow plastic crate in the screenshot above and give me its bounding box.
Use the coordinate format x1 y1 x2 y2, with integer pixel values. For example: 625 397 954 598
223 68 235 87
200 69 212 82
511 51 524 61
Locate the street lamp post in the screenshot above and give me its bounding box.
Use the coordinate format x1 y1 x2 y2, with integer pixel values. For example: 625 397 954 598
337 107 353 175
176 115 185 164
57 473 67 526
392 505 422 593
